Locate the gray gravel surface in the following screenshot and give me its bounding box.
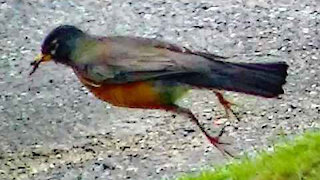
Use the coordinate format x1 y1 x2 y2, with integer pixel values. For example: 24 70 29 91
1 0 320 179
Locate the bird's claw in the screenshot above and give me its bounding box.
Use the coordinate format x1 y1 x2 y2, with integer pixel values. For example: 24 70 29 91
207 135 233 157
175 106 233 157
206 125 233 157
211 125 231 145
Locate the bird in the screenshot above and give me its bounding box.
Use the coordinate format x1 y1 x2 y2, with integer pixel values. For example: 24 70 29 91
30 25 288 156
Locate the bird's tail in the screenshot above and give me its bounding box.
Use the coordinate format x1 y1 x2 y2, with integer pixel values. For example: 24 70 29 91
183 60 289 98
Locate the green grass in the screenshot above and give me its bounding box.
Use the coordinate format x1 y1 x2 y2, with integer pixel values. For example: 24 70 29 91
177 131 320 180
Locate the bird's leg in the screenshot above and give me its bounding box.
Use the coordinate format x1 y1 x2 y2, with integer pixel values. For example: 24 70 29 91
172 106 233 157
213 91 240 122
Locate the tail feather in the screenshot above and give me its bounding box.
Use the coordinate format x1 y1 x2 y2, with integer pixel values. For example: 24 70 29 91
182 61 289 98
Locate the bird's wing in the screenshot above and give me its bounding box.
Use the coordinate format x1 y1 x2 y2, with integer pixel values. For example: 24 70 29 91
72 36 223 84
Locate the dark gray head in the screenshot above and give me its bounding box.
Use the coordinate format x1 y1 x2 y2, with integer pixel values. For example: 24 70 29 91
41 25 84 65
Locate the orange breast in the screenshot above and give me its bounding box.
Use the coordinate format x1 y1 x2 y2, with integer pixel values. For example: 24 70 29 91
83 81 167 109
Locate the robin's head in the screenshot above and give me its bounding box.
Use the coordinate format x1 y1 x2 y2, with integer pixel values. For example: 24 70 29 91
30 25 84 75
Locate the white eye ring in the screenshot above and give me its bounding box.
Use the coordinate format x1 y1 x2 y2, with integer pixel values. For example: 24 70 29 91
52 39 58 44
50 43 59 55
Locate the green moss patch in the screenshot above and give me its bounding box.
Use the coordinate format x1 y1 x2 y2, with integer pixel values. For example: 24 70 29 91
178 131 320 180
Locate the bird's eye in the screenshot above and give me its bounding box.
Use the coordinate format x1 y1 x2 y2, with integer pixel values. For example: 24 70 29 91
52 39 58 44
50 42 59 55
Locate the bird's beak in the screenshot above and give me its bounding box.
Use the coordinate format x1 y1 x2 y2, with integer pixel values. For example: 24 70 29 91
29 53 52 76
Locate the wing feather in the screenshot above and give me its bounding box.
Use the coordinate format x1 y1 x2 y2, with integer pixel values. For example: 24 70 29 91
72 36 221 84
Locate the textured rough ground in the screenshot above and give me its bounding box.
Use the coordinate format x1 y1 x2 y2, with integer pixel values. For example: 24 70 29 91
0 0 319 179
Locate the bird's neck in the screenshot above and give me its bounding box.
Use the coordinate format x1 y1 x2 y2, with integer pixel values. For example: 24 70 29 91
54 34 85 66
70 36 105 64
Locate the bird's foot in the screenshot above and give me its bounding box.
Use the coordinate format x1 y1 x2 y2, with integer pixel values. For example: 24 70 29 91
173 106 233 157
207 136 233 157
205 126 233 157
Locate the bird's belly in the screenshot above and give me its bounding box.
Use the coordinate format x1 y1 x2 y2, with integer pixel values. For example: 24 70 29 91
84 81 171 109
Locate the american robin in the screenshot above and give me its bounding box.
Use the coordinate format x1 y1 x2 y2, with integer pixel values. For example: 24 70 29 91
30 25 288 156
